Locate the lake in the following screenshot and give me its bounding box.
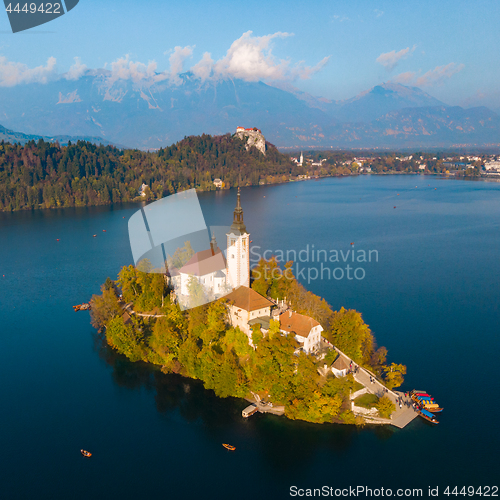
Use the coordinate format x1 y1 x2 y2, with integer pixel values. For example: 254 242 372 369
1 175 499 499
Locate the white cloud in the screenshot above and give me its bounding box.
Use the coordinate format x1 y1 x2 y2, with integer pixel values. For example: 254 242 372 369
168 45 194 84
65 57 87 80
107 55 158 84
392 62 465 87
332 14 350 22
191 52 214 81
0 33 329 87
194 30 330 83
415 63 465 87
0 55 57 86
376 46 416 71
391 71 416 85
374 9 384 18
213 31 292 81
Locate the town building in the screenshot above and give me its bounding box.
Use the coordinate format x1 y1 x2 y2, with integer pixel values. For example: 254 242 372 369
225 286 274 344
278 310 323 354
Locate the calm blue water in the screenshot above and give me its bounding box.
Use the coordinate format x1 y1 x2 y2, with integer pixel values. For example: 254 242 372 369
1 175 499 499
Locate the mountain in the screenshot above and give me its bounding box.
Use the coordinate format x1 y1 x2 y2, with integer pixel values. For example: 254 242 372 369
0 123 116 147
0 72 498 150
326 83 445 122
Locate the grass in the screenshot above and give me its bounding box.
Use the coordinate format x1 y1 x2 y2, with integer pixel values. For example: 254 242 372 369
354 393 379 409
353 381 365 392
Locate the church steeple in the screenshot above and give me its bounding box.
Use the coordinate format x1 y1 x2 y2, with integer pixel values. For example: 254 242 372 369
230 187 247 235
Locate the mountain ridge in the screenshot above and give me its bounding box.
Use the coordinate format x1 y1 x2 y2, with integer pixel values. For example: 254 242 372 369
0 73 498 150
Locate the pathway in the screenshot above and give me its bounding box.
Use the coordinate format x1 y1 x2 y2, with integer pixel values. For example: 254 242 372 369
332 348 418 429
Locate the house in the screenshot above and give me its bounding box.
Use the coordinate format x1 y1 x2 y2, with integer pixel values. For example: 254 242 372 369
278 310 323 354
225 286 274 343
213 178 223 188
331 355 349 377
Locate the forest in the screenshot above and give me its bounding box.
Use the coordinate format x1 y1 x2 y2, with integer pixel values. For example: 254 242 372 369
90 258 405 425
0 134 299 211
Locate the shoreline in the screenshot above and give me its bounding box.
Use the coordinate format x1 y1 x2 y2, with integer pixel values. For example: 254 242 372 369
2 171 495 214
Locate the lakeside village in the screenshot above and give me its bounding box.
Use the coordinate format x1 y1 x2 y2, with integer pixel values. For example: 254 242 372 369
89 189 443 429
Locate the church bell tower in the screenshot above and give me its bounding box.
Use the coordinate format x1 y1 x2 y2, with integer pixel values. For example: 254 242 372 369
226 187 250 289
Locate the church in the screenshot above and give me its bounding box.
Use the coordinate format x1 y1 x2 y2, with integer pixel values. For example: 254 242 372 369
174 188 323 354
174 187 250 301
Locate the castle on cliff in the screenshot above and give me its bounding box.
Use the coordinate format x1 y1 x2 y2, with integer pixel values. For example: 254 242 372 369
235 126 266 155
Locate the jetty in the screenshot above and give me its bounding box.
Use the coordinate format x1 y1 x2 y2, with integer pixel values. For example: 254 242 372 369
242 394 285 418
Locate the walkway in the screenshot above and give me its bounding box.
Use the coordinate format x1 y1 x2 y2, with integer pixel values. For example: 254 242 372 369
332 348 418 429
122 302 167 318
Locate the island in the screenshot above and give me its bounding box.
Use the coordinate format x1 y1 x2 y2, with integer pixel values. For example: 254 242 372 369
90 189 412 427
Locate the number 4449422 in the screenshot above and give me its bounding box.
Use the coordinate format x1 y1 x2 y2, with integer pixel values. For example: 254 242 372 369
444 486 498 496
5 3 62 14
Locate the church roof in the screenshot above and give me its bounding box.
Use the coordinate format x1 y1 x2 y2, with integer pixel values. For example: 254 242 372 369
179 247 226 277
279 311 320 339
230 187 248 235
225 286 273 312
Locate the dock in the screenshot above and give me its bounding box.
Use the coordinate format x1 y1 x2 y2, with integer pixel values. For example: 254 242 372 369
242 398 285 418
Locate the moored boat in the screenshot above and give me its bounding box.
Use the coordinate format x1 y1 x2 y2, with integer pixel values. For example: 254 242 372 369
222 443 236 451
417 408 439 424
422 404 443 413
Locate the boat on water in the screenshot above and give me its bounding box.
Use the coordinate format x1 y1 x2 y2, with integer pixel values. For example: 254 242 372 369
422 404 444 413
222 443 236 451
73 303 91 311
412 393 442 412
80 450 92 457
417 408 439 424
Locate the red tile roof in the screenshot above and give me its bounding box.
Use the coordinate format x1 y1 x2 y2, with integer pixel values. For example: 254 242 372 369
279 311 320 338
225 286 274 312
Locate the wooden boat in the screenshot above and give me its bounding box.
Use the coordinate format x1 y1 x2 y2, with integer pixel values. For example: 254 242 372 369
222 443 236 451
417 408 438 424
73 303 91 311
422 405 443 413
93 234 97 237
80 449 92 457
414 395 434 403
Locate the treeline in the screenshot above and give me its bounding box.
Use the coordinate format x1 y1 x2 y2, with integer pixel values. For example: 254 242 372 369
0 134 297 211
90 258 406 425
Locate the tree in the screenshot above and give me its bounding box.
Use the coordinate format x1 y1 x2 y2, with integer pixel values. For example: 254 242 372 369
326 307 374 366
376 395 396 418
383 363 407 389
106 316 145 362
90 286 121 330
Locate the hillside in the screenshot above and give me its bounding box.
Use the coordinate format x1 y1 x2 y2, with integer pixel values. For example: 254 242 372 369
0 132 297 211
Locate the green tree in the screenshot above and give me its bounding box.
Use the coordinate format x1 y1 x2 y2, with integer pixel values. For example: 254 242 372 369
90 286 121 330
383 363 407 389
326 307 374 366
376 395 396 418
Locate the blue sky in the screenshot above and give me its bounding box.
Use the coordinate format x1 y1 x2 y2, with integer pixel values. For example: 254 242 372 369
0 0 499 108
